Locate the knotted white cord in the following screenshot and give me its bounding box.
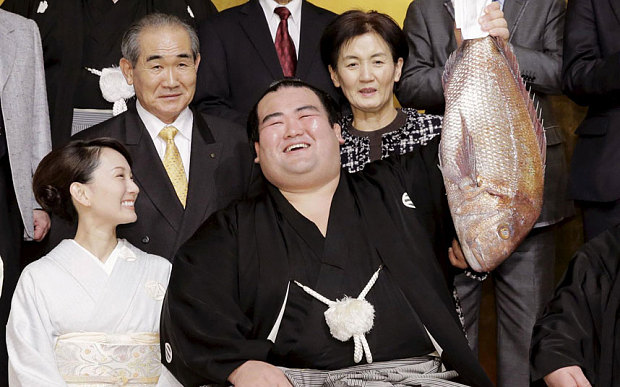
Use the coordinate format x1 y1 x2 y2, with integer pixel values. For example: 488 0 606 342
294 265 383 364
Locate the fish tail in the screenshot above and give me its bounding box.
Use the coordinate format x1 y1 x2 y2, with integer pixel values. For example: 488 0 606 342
492 36 547 164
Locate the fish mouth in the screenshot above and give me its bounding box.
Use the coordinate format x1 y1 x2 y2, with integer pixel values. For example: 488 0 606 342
283 143 310 153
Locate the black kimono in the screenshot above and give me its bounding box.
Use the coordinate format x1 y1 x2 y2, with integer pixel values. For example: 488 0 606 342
0 0 217 147
531 225 620 386
161 138 492 386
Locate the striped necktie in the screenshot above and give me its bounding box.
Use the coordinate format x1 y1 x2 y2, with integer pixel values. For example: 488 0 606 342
274 6 297 77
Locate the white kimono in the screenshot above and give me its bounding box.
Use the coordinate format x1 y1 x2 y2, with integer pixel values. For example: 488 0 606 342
6 239 171 386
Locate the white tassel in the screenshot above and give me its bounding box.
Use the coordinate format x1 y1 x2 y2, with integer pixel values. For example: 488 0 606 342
294 266 382 364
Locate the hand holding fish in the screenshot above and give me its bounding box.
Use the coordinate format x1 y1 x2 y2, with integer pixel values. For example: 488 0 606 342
479 2 509 41
448 239 468 269
454 2 509 46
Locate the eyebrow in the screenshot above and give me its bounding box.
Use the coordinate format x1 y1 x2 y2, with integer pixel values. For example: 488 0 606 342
145 53 192 62
261 105 321 124
342 52 389 60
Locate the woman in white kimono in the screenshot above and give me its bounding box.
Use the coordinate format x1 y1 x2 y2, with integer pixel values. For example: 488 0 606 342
6 138 172 386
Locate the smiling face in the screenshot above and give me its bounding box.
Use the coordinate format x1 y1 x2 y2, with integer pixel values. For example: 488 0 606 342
120 26 200 124
77 148 140 227
254 86 344 192
329 32 403 118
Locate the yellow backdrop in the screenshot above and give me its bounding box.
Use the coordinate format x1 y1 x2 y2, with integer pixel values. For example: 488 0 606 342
211 0 411 26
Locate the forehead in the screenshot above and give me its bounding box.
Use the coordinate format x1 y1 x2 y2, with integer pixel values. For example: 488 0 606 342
97 147 129 168
257 87 325 120
340 32 391 56
137 26 192 59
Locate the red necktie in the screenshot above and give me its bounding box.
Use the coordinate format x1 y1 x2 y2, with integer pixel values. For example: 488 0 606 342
274 7 297 77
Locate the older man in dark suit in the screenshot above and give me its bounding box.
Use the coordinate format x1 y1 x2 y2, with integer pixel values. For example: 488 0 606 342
395 0 573 386
193 0 339 125
50 13 259 261
1 0 218 148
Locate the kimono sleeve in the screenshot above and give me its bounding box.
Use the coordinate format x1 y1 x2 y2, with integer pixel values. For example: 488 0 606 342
530 249 605 382
7 268 66 386
160 206 273 385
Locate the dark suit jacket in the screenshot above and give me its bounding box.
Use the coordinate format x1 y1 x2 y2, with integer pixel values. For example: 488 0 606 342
562 0 620 202
50 103 260 261
395 0 573 227
1 0 218 148
193 0 338 125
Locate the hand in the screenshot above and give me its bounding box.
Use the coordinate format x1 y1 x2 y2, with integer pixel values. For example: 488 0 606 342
479 2 509 42
544 366 591 387
33 209 50 241
449 239 468 269
228 360 292 387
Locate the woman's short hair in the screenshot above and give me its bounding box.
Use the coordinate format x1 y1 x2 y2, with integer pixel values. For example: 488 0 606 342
33 138 133 223
320 10 409 69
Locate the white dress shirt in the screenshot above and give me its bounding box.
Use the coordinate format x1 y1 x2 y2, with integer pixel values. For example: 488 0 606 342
136 100 193 180
259 0 302 56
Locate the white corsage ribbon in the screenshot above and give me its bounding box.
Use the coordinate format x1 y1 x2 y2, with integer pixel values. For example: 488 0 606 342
86 66 135 116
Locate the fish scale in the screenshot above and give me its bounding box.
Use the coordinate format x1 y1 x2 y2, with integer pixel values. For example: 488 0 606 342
440 36 545 272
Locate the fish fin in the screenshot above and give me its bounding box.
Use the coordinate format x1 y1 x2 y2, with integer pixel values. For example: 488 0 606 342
455 114 478 186
492 36 547 165
442 42 465 91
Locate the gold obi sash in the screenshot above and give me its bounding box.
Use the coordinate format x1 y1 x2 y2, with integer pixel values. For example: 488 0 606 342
54 332 161 386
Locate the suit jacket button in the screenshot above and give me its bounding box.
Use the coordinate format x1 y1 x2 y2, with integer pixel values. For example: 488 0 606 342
210 153 216 158
142 236 150 244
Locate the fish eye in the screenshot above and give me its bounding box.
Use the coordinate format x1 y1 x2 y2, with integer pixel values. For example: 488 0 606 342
497 224 511 240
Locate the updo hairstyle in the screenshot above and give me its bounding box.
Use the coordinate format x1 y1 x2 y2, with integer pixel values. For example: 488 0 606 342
32 138 133 223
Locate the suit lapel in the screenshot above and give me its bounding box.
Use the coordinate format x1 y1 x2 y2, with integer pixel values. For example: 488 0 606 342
295 1 321 80
0 20 15 97
239 0 284 80
504 0 527 43
177 112 222 246
123 110 185 231
443 0 455 21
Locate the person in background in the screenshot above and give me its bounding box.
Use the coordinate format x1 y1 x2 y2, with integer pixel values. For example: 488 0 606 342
530 224 620 387
320 6 509 328
0 8 51 385
1 0 218 148
394 1 572 385
7 138 171 385
193 0 340 126
49 13 259 261
320 10 443 175
561 0 620 241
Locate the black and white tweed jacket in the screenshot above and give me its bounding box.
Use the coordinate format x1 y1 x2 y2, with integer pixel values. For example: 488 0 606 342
339 108 443 173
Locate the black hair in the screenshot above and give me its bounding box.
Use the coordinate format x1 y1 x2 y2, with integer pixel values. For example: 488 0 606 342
320 10 408 70
247 78 341 144
33 138 133 222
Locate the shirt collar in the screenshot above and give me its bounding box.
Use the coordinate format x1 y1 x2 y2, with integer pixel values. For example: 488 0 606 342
135 100 193 141
259 0 302 24
71 239 122 275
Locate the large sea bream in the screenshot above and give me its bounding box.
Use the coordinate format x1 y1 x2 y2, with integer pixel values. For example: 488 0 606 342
440 36 546 272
